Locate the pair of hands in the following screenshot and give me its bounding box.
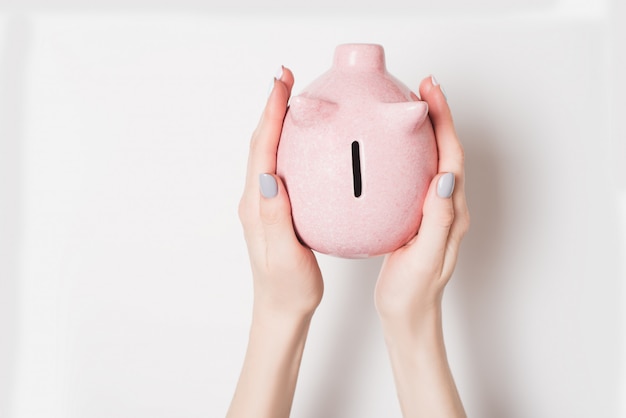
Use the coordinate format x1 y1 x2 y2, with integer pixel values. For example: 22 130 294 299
238 66 469 324
231 67 469 418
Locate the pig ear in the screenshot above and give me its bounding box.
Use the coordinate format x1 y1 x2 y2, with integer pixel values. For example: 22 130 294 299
288 96 338 125
379 101 429 132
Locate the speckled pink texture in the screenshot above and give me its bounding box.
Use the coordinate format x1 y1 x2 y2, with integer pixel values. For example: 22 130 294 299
277 44 437 258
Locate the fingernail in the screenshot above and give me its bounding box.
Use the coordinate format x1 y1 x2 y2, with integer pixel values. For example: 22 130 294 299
437 172 455 198
431 75 447 101
259 173 278 198
275 65 284 81
267 66 283 97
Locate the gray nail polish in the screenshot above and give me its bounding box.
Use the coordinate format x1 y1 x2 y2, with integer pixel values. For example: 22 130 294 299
259 173 278 198
437 172 455 198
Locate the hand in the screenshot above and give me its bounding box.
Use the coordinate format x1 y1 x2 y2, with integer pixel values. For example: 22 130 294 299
238 66 324 318
375 75 470 325
374 76 469 418
228 67 323 418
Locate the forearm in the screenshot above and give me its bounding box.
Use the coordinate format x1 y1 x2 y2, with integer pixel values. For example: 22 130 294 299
227 306 313 418
381 307 466 418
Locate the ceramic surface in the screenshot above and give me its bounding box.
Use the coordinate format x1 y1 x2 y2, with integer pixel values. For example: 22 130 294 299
277 44 437 258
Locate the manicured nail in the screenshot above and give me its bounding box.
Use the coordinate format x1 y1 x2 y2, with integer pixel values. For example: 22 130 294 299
259 173 278 198
437 172 455 198
267 66 284 97
275 65 284 81
431 75 447 101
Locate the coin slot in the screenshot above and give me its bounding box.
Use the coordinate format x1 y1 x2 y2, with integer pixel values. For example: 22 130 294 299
351 141 362 198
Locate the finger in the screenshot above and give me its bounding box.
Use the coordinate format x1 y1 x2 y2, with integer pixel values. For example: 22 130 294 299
258 173 302 253
442 194 471 279
245 67 295 194
419 75 469 247
410 172 456 268
419 75 464 176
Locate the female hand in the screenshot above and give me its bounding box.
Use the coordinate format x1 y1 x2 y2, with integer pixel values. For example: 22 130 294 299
374 76 470 418
238 67 323 319
375 75 470 325
228 67 323 418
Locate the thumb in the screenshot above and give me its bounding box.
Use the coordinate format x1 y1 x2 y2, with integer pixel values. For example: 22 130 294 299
258 173 300 246
411 172 456 259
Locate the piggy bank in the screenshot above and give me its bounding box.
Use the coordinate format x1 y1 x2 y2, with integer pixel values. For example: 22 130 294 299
276 44 437 258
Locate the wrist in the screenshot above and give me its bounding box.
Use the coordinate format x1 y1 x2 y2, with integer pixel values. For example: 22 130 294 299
379 299 443 339
379 304 448 366
251 302 315 335
252 284 321 321
252 294 318 325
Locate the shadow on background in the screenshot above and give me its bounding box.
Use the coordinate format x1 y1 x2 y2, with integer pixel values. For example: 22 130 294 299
0 16 30 418
453 122 513 418
455 118 624 416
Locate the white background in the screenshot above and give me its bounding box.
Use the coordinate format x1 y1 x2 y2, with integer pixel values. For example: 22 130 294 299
1 0 625 417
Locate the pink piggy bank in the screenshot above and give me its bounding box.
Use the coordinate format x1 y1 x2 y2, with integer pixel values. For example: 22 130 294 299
276 44 437 258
